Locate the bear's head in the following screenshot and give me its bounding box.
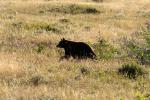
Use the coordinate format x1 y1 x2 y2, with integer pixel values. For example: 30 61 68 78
57 38 67 48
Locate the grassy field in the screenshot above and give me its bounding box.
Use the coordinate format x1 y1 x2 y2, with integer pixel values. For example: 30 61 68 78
0 0 150 99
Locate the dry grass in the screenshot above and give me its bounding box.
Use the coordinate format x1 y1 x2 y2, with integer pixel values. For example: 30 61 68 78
0 0 150 99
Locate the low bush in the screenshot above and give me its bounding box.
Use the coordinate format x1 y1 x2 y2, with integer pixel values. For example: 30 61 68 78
118 63 147 79
93 39 119 59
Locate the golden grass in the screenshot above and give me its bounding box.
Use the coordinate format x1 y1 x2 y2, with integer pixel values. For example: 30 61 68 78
0 0 150 99
0 53 25 77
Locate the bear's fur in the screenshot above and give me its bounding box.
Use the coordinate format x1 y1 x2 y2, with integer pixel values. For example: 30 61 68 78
57 38 96 59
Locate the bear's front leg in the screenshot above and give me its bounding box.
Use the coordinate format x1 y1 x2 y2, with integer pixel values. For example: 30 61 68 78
59 55 70 61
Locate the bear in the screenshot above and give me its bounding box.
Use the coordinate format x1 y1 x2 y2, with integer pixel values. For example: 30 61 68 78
56 38 96 59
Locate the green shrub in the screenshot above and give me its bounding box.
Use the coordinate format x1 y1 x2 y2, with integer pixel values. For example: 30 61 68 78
142 28 150 46
128 43 150 64
141 29 150 64
118 63 147 79
127 29 150 65
93 39 119 59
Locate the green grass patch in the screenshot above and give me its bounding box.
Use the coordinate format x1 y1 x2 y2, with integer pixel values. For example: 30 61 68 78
136 93 150 100
11 22 61 33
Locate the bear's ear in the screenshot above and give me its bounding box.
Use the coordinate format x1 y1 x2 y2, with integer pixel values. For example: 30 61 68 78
62 38 65 41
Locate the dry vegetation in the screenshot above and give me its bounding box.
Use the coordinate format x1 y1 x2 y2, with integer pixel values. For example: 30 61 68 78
0 0 150 99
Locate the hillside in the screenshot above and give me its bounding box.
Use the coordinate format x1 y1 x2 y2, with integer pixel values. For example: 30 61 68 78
0 0 150 99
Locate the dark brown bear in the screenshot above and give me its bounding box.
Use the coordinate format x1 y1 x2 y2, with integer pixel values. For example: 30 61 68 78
57 38 96 59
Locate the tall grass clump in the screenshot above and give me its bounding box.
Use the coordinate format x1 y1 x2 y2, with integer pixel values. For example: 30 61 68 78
118 63 147 79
